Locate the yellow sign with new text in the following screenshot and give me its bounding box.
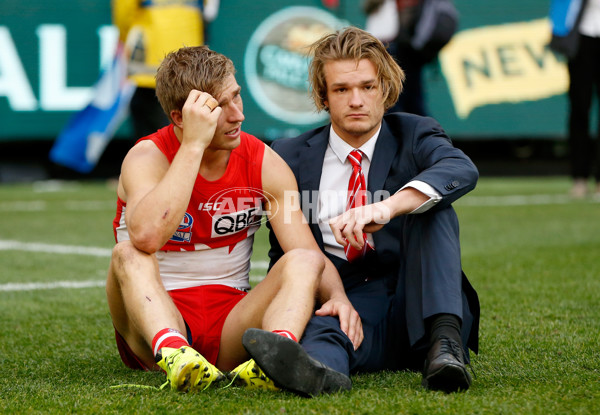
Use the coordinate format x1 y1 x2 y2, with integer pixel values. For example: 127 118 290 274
440 19 568 119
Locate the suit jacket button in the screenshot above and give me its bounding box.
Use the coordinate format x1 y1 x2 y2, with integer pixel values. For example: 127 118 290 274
445 181 459 191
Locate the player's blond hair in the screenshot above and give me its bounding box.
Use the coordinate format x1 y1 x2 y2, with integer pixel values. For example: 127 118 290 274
156 46 235 123
308 26 405 112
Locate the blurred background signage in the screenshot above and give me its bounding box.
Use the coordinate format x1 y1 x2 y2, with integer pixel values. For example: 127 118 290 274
0 0 577 142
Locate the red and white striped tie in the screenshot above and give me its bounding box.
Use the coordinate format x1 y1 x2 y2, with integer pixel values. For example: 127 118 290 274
345 150 374 262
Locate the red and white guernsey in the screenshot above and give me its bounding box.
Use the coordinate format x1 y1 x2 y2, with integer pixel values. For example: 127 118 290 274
113 124 266 291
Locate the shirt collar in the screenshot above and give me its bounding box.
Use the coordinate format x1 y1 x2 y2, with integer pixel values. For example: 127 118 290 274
328 125 381 164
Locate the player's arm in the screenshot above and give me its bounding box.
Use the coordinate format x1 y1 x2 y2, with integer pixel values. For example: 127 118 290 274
262 146 363 349
119 90 221 254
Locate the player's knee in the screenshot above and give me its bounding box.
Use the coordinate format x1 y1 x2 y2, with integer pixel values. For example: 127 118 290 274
109 241 144 281
111 240 136 264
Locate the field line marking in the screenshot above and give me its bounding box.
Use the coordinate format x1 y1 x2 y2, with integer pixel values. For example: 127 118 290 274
459 193 599 206
0 239 268 291
0 240 113 257
0 275 266 292
0 280 106 292
0 239 270 269
1 193 598 214
0 200 114 212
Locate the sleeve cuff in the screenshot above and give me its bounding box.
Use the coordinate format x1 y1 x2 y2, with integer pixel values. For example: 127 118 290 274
398 180 442 214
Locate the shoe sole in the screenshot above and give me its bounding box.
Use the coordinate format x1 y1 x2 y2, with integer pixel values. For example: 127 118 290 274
229 361 279 391
242 328 352 397
173 361 201 392
422 363 471 393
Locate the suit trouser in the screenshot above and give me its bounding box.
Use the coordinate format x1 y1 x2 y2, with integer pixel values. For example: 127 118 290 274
568 34 600 181
300 207 478 376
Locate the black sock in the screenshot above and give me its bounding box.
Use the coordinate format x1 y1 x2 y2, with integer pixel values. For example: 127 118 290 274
428 314 462 346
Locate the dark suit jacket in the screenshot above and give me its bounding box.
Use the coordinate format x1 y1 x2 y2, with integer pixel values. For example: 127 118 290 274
269 112 477 257
268 112 480 353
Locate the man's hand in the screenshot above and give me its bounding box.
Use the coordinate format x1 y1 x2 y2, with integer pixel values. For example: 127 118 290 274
329 188 430 250
329 201 392 250
180 90 222 149
315 297 364 350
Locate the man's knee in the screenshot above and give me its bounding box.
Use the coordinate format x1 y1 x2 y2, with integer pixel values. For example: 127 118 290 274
403 207 461 255
301 316 352 375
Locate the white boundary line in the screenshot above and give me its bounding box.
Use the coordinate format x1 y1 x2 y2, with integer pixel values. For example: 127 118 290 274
1 193 598 213
0 200 115 212
0 239 268 292
0 240 113 257
0 280 106 292
0 239 269 268
2 192 596 292
457 193 599 206
0 276 267 292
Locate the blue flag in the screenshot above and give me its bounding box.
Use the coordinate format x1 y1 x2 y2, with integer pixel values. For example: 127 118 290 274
549 0 583 36
50 44 136 173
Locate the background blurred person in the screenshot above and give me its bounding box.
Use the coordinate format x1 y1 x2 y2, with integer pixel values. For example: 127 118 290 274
550 0 600 197
112 0 220 141
363 0 458 116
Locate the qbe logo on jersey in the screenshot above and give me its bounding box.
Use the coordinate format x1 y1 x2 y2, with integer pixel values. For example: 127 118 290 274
211 206 262 238
201 187 277 238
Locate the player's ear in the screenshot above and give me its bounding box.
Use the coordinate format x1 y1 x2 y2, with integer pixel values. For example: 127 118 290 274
171 110 183 128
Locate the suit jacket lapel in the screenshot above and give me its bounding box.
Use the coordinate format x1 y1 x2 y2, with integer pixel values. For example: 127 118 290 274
298 127 330 249
298 128 329 192
368 120 398 250
368 120 398 194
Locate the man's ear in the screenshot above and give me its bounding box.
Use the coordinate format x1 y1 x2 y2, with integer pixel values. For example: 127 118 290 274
171 110 183 128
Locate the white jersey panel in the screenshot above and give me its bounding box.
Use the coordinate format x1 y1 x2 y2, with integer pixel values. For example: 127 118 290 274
115 205 254 291
156 236 253 292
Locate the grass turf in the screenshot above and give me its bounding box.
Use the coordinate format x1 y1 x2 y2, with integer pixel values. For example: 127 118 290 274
0 177 598 414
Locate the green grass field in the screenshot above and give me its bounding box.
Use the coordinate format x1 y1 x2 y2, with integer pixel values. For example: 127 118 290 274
1 177 599 414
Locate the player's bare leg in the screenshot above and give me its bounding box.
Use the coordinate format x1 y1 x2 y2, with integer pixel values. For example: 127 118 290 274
106 240 186 368
217 248 324 371
222 248 352 396
107 240 223 392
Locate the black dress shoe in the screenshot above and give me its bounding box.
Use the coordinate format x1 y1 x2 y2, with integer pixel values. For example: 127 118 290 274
242 328 352 397
422 335 471 392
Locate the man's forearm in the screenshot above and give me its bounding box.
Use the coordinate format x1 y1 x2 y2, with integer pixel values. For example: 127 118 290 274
317 259 348 305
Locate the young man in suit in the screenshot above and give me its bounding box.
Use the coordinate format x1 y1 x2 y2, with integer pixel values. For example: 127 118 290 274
242 26 480 395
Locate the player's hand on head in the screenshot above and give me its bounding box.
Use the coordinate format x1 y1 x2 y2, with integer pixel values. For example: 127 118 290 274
181 89 222 148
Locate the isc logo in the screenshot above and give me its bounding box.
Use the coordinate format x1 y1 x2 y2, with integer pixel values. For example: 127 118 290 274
211 207 261 237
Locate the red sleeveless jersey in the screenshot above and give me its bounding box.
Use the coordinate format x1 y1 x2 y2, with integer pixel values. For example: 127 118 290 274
113 124 266 252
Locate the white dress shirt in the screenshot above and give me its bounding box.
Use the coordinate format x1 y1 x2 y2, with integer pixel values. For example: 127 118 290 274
580 0 600 37
318 126 442 259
